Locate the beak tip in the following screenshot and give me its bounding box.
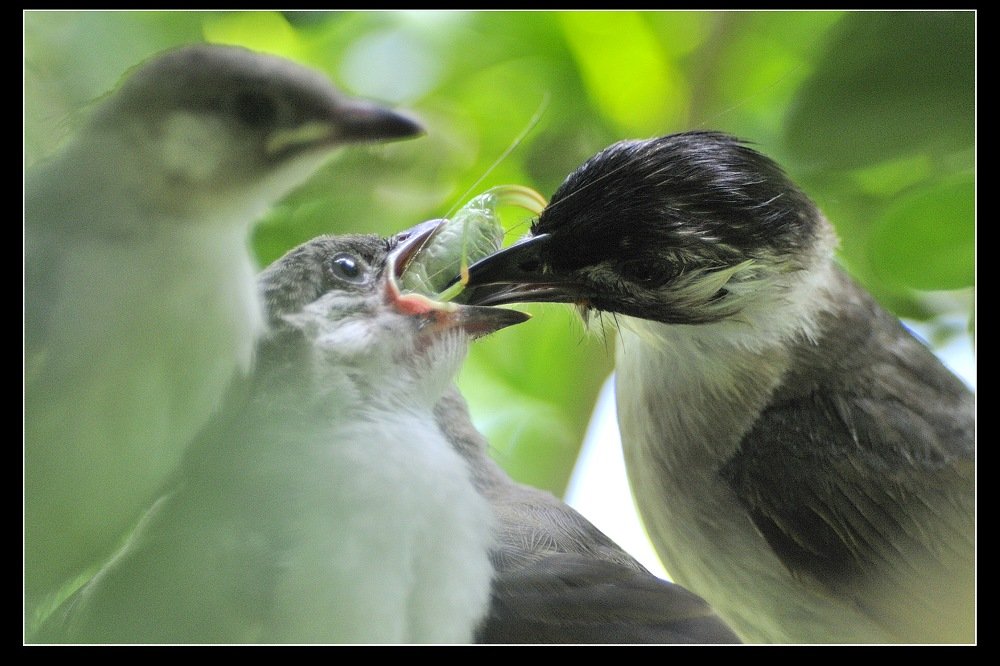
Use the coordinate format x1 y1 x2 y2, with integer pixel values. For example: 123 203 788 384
380 111 424 140
341 105 424 143
462 305 531 337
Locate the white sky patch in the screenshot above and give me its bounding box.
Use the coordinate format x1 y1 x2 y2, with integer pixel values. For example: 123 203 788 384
565 375 670 580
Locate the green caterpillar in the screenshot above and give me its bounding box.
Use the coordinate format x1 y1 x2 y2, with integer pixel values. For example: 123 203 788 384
400 185 546 301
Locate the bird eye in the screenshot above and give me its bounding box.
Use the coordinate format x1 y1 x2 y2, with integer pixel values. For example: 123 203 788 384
233 90 279 127
620 260 669 287
328 253 368 284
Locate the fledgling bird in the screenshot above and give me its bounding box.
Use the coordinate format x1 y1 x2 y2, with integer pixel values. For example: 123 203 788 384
24 43 422 608
35 226 525 643
460 132 976 643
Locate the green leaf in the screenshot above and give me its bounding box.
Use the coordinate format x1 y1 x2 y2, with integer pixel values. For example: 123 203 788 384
786 11 974 168
869 174 975 291
202 11 307 62
558 11 689 134
849 154 935 197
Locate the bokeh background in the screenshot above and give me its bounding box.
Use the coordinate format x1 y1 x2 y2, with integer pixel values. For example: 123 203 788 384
25 10 975 577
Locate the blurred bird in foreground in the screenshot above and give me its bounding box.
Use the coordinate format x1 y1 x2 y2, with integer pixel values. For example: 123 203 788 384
37 223 739 644
24 43 422 611
461 132 975 643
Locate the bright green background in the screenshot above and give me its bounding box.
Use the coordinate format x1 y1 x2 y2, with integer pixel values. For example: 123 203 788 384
25 10 975 496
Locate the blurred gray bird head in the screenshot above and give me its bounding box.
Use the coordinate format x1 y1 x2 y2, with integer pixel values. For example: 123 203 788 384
458 131 975 643
31 43 422 230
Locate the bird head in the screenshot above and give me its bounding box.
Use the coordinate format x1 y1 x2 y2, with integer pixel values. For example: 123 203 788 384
257 221 528 403
460 132 837 330
79 44 422 220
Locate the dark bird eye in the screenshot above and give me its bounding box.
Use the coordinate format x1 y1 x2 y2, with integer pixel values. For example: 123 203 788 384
620 260 670 287
234 90 278 127
329 253 367 284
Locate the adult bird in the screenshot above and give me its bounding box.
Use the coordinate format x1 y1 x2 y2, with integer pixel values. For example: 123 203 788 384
459 132 976 643
36 224 739 644
24 43 422 611
34 226 524 643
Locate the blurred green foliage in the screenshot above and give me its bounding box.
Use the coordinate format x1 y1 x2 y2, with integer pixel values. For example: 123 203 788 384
24 10 975 496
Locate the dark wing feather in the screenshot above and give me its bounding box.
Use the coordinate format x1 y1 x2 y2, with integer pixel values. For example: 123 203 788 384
720 268 974 642
477 554 741 644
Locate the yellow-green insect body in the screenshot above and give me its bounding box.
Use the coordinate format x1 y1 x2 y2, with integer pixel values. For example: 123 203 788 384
400 185 546 301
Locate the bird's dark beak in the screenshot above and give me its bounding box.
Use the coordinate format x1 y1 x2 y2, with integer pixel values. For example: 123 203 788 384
334 99 424 144
408 298 530 338
267 101 422 159
386 221 530 338
454 234 591 307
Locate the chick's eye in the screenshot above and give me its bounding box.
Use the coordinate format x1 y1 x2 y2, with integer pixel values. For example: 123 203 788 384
329 253 368 284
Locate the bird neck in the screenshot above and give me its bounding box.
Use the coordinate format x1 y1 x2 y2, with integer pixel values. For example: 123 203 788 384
257 328 471 427
615 321 788 473
433 385 514 494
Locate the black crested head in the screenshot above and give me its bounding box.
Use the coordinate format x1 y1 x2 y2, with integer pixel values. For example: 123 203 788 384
461 132 832 324
535 131 822 283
